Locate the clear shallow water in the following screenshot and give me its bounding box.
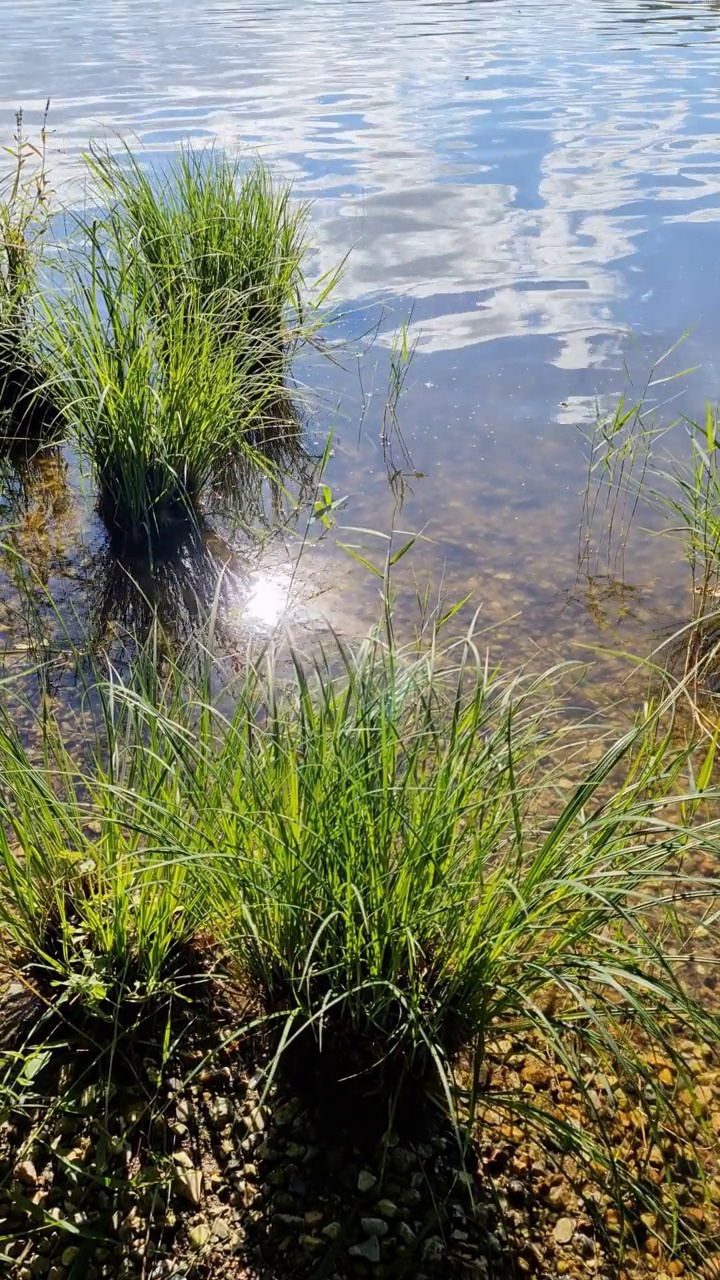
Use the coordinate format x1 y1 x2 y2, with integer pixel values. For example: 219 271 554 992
1 0 720 700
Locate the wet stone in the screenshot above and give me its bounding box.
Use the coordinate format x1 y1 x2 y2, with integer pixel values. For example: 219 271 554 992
349 1237 381 1263
421 1237 445 1264
361 1217 389 1238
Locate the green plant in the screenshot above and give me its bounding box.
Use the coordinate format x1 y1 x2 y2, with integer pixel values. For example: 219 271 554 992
2 593 719 1256
97 618 718 1098
39 142 337 543
0 104 56 441
40 216 284 543
77 610 720 1260
580 365 720 710
0 701 208 1057
0 106 50 324
83 142 321 382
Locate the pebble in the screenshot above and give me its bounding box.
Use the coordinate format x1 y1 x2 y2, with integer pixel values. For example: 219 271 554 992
61 1247 80 1267
349 1237 381 1263
422 1236 446 1264
14 1161 38 1186
299 1234 324 1251
188 1222 211 1250
173 1168 203 1206
377 1199 398 1218
208 1097 232 1129
360 1217 389 1238
273 1099 302 1127
398 1222 416 1246
244 1107 266 1134
357 1170 377 1192
554 1217 576 1245
390 1148 416 1175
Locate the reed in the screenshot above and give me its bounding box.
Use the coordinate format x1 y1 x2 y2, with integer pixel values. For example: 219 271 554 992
0 105 55 443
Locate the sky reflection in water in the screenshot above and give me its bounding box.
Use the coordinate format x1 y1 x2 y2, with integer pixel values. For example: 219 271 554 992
0 0 719 687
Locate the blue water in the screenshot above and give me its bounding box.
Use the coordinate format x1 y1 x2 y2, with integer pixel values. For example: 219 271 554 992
1 0 720 668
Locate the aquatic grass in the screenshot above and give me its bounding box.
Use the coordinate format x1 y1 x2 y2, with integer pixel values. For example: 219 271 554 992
580 371 720 711
40 216 286 545
45 611 716 1259
83 142 322 383
0 105 57 442
38 140 335 544
0 107 50 324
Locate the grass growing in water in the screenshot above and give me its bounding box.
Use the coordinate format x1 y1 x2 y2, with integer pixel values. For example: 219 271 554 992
146 631 717 1099
0 600 718 1262
42 226 287 544
0 699 210 1069
40 143 332 545
0 105 55 442
84 143 315 378
580 368 720 713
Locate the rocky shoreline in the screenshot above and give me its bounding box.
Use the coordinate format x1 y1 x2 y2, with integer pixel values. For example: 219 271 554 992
3 1021 719 1280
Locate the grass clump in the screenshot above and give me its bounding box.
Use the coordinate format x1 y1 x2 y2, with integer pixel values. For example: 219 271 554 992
0 707 209 1068
0 609 718 1261
96 625 720 1130
42 224 283 545
85 143 314 378
39 142 330 545
0 106 55 444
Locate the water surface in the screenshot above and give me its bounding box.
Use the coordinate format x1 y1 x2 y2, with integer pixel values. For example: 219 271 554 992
2 0 720 704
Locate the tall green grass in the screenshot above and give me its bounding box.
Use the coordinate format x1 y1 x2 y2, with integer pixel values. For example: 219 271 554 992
0 109 49 324
84 143 314 376
142 631 717 1081
41 221 283 543
0 698 207 1053
37 143 333 543
0 606 718 1246
581 370 720 712
0 105 55 442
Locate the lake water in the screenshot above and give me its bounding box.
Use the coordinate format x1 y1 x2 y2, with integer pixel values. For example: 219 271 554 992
2 0 720 707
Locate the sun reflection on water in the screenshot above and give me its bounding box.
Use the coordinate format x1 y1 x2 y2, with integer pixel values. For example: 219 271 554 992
235 570 293 630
